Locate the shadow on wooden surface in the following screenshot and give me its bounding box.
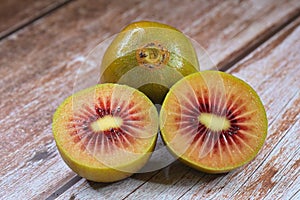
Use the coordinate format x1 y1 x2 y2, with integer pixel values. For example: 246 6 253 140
132 161 222 185
83 161 225 198
87 181 114 190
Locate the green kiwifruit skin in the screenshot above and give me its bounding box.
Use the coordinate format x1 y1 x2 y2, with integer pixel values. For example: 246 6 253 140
101 51 198 104
100 21 199 104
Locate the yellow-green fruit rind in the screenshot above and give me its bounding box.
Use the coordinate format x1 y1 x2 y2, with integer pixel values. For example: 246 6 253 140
160 71 268 173
53 83 158 182
100 21 199 104
121 21 179 32
101 51 198 104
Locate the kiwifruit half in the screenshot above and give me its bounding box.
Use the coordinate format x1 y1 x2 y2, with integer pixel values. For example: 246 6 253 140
160 71 268 173
100 21 199 104
52 83 158 182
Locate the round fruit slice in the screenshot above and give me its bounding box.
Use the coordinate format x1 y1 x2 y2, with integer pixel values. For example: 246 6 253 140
100 21 199 104
160 71 268 173
52 83 158 182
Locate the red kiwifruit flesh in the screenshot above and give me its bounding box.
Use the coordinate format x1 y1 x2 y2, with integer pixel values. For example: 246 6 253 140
53 83 158 182
160 71 268 173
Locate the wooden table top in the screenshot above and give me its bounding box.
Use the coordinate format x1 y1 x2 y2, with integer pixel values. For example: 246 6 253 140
0 0 299 199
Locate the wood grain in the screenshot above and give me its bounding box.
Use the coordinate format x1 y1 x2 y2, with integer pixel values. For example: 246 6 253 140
181 15 300 200
57 8 300 200
0 0 299 199
0 0 71 39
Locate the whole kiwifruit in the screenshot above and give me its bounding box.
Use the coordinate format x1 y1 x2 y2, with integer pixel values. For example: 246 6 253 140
52 83 158 182
100 21 199 104
160 71 268 173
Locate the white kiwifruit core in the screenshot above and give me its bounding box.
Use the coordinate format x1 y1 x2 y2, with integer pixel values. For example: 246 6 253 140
91 116 123 132
198 113 230 131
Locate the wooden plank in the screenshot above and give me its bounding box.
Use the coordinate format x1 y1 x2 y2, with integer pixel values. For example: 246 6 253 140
183 0 300 70
291 190 300 200
0 0 71 39
180 16 300 200
252 123 299 199
57 9 300 200
53 171 160 200
0 0 300 199
181 95 299 200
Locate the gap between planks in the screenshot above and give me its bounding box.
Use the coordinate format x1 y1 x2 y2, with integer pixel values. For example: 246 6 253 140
0 0 74 41
220 8 300 72
46 176 82 200
46 11 300 200
227 92 299 199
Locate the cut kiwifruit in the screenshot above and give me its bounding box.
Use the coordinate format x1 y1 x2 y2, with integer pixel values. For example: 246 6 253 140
160 71 268 173
100 21 199 104
52 83 158 182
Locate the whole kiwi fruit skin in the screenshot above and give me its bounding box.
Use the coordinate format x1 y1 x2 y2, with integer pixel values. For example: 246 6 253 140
100 21 200 104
